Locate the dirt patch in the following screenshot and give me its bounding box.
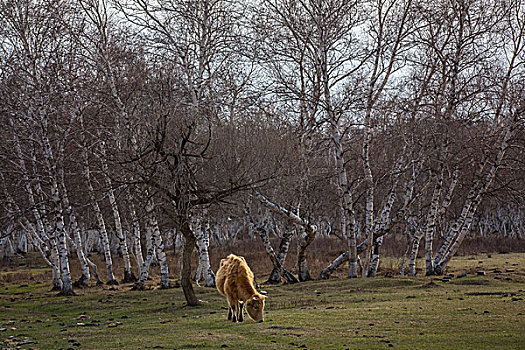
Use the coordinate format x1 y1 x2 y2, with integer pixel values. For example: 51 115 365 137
420 281 441 288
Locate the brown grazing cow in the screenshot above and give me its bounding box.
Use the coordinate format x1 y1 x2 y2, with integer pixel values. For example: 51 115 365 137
216 254 266 323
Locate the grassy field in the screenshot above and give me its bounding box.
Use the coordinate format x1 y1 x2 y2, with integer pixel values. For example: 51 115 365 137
0 253 524 349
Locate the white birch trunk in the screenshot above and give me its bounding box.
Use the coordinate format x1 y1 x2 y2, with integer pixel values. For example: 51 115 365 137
423 171 443 274
361 117 375 278
367 152 412 277
65 233 103 285
2 177 59 276
247 211 298 284
50 245 63 291
146 198 170 288
11 120 63 290
267 228 294 283
194 222 215 287
255 192 317 281
146 228 159 267
434 122 516 274
16 232 27 254
432 157 487 271
100 142 135 282
63 198 91 286
40 116 74 295
58 157 91 286
319 251 349 280
42 201 64 291
296 227 315 281
406 170 441 276
407 233 422 277
134 233 156 290
317 11 359 278
80 128 117 285
423 169 458 275
129 197 144 273
367 170 402 276
362 0 412 277
329 111 358 278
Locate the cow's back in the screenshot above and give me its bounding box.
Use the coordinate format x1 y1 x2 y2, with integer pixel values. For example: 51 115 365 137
216 254 252 297
216 257 230 296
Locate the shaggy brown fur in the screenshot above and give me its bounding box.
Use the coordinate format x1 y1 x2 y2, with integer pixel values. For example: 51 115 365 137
216 254 265 322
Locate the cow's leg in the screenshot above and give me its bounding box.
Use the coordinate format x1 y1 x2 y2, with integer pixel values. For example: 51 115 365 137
233 301 241 322
238 302 244 322
228 296 238 322
227 296 236 322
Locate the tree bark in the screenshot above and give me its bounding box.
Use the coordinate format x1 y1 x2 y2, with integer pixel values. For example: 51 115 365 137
58 153 92 287
10 124 62 289
129 196 144 275
267 228 293 283
40 114 75 295
296 226 315 281
100 142 135 282
318 251 349 280
179 220 199 306
147 198 169 288
81 143 117 285
255 191 317 282
434 121 516 274
247 211 298 284
194 221 215 287
134 236 155 290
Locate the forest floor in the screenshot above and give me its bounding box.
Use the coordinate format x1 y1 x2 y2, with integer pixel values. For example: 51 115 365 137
0 252 524 349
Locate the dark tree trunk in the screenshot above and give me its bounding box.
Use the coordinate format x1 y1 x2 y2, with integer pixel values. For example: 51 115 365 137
180 222 200 306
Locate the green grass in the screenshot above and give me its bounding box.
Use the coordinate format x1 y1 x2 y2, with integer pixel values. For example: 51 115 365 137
1 253 524 349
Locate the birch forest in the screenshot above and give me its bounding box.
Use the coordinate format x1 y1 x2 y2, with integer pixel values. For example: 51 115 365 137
1 0 524 306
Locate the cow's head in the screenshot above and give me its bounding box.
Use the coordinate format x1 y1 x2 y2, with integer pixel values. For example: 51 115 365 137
245 294 265 323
